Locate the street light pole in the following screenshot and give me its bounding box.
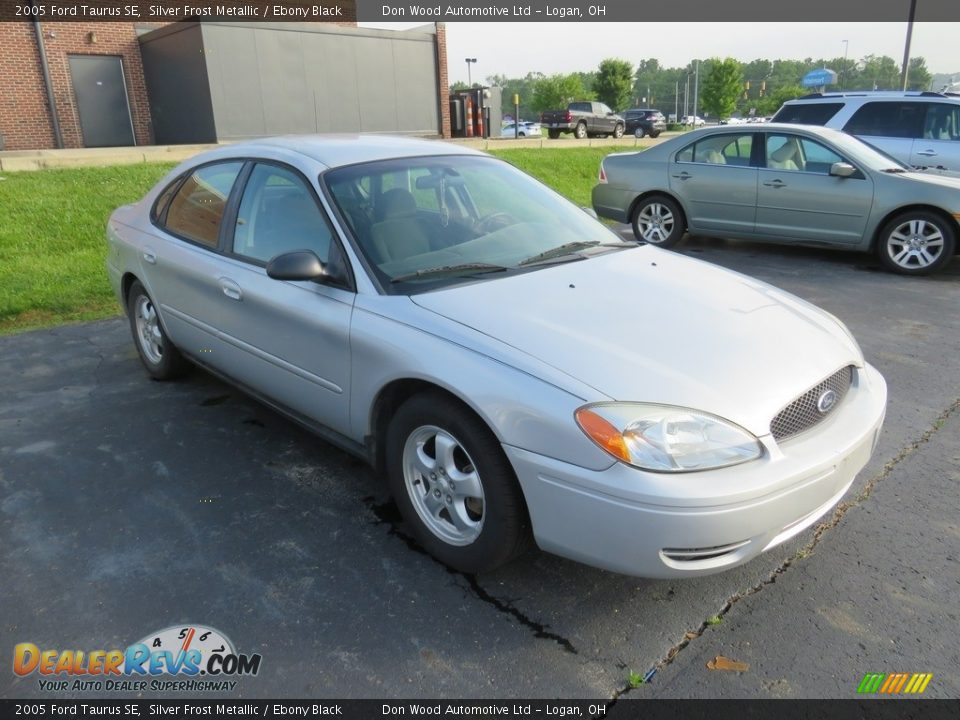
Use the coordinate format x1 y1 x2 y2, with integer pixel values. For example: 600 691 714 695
693 59 700 123
465 57 477 87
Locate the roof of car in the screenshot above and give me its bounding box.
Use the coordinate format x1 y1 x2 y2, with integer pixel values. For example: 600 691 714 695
784 90 960 103
195 134 487 169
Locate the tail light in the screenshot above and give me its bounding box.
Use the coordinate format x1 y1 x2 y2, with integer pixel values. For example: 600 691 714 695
564 110 573 122
598 163 607 183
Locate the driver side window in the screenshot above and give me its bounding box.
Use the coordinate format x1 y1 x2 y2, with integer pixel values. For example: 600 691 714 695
233 164 333 265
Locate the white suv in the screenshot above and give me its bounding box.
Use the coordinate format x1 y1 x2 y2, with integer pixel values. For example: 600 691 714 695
772 91 960 173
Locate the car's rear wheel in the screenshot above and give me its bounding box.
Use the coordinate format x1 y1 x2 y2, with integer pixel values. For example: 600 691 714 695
127 280 189 380
876 211 955 275
634 126 646 139
574 122 588 139
650 131 661 138
548 129 561 140
613 124 624 139
385 392 530 574
632 195 685 248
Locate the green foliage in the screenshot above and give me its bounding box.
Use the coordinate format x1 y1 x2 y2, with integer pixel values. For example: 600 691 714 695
627 671 646 688
756 84 807 115
594 58 634 111
701 58 744 119
531 73 595 113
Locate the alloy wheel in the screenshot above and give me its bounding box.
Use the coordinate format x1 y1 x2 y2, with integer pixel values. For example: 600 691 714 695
886 219 945 270
637 202 675 244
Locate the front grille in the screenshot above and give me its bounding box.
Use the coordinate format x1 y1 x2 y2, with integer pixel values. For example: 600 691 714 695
770 366 854 441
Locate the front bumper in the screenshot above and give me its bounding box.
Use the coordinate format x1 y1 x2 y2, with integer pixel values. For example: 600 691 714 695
504 363 887 578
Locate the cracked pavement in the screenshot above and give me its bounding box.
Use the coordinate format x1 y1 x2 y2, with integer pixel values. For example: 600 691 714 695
1 238 958 700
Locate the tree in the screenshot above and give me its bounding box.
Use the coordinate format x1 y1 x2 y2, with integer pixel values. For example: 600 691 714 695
700 58 743 119
757 84 807 115
906 57 933 91
594 58 634 111
531 73 594 112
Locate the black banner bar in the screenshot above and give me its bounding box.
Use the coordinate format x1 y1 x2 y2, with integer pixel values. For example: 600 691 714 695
1 700 959 719
0 0 958 23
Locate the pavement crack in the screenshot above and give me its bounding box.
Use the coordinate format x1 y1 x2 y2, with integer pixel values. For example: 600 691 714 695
619 396 960 695
363 495 578 655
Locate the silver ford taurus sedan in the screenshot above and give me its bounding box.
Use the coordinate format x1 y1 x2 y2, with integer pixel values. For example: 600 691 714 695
107 135 887 578
592 123 960 275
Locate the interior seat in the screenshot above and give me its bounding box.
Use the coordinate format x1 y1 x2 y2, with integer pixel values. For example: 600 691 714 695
370 188 432 264
768 138 803 171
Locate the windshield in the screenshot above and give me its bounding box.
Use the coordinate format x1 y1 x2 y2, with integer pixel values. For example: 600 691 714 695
323 155 628 292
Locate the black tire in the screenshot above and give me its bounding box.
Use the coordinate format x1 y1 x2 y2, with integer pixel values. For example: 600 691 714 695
613 123 624 139
633 126 646 139
547 129 561 140
385 392 531 574
574 122 588 139
876 210 956 276
126 280 189 380
650 131 661 138
631 195 686 248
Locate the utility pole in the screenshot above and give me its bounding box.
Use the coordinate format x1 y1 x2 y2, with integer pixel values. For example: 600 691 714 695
693 60 700 122
684 73 690 119
900 0 916 90
675 80 679 122
840 40 849 90
465 57 477 87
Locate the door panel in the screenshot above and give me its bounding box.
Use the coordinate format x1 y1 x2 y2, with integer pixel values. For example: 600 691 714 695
68 55 135 147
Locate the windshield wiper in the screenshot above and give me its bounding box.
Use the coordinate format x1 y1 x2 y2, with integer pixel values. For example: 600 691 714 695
518 241 633 266
882 167 907 174
390 262 509 283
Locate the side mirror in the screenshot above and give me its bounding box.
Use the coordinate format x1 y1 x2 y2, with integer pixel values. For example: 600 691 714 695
266 250 327 281
830 162 857 178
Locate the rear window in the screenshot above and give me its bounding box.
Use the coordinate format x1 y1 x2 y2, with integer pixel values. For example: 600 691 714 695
843 101 926 139
771 102 844 125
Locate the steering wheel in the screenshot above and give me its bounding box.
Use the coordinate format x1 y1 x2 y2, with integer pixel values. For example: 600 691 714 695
474 212 517 235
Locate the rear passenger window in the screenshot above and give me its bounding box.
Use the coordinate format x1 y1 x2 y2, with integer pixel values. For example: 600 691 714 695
162 162 243 248
151 174 183 224
771 103 843 125
232 164 333 264
922 103 960 141
843 102 925 139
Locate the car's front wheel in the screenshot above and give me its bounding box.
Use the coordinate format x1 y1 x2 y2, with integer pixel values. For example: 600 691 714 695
386 392 530 574
127 280 189 380
876 211 956 275
632 195 685 248
613 123 624 139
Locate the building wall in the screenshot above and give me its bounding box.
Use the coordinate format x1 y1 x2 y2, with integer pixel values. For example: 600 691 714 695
0 22 158 150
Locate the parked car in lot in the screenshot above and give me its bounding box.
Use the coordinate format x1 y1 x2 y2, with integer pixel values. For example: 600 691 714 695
622 108 666 138
681 115 706 126
501 121 542 138
108 135 886 578
541 101 625 139
772 91 960 173
593 123 960 274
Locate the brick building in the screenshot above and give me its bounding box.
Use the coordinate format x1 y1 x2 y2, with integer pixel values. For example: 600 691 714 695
0 9 451 151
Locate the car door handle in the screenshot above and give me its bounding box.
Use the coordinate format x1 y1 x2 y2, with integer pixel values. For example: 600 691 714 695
219 278 242 301
143 249 157 264
763 179 787 188
916 149 937 157
672 172 692 180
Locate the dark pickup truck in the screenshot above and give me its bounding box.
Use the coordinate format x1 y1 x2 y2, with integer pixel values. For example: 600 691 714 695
541 102 625 139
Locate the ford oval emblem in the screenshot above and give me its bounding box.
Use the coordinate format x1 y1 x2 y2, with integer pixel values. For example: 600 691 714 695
817 389 838 413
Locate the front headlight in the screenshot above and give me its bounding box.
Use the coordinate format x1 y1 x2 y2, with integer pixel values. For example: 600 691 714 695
575 403 762 472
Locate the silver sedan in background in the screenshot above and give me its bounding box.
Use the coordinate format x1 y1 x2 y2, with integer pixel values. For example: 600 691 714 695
592 123 960 274
107 136 886 578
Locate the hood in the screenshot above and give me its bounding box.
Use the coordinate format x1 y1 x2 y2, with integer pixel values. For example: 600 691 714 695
411 247 862 437
900 169 960 188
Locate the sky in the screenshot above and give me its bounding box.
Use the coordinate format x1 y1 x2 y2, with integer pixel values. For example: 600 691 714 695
360 22 960 86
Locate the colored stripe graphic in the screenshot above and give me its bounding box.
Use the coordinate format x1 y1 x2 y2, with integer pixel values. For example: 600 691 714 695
857 673 933 694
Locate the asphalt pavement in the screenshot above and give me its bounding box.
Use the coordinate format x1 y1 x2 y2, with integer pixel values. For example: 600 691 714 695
1 237 958 700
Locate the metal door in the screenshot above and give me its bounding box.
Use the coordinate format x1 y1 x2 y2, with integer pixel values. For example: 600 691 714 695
68 55 135 147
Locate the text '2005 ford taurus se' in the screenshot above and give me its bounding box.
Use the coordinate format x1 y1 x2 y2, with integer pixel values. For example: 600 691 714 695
106 135 887 578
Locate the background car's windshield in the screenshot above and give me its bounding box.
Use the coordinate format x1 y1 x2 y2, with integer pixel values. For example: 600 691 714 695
324 155 624 289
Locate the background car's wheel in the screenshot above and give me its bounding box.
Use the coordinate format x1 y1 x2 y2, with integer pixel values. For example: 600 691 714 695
127 280 189 380
385 392 531 574
547 129 561 140
613 124 624 138
634 127 646 138
650 131 661 138
876 211 956 275
631 195 685 248
518 132 526 137
574 122 588 139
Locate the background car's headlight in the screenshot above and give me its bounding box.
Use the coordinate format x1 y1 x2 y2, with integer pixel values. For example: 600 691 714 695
575 403 762 472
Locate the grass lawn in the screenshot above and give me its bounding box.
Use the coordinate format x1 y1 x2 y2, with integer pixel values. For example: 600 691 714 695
0 146 628 334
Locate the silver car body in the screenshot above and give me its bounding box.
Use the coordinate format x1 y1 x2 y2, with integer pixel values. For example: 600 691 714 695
107 135 886 577
592 123 960 253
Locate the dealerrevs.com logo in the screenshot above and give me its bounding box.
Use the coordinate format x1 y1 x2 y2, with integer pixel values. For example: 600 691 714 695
13 625 262 692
